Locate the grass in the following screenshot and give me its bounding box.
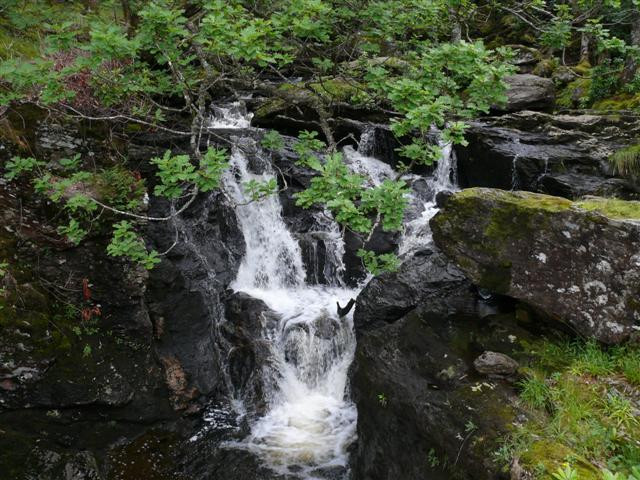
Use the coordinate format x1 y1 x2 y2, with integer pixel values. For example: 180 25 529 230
608 145 640 182
498 338 640 478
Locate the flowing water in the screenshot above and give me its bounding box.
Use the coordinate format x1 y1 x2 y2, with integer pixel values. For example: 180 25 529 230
399 136 458 255
214 111 358 479
208 107 458 478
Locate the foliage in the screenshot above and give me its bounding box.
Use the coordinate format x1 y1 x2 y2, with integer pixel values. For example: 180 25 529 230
107 221 160 270
0 0 519 274
57 219 88 246
499 338 640 477
552 465 579 480
244 178 278 201
4 156 45 180
357 249 400 275
588 59 624 104
609 145 640 182
261 130 285 151
151 148 229 199
2 149 222 268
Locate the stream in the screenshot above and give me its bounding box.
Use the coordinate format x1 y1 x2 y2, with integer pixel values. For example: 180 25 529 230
204 104 458 479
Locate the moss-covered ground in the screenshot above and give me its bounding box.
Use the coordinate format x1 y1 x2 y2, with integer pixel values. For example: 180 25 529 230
496 337 640 479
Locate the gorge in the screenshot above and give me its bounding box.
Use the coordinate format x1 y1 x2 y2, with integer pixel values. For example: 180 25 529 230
2 2 640 480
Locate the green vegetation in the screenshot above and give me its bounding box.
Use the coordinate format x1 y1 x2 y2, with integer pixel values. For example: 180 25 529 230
576 198 640 220
0 0 516 274
609 145 640 183
498 338 640 479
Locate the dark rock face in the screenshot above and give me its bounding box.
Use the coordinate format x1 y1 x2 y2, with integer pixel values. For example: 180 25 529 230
221 291 280 416
456 111 640 199
146 191 245 409
538 172 637 200
495 74 555 113
354 248 474 329
351 245 538 480
431 188 640 344
351 303 530 480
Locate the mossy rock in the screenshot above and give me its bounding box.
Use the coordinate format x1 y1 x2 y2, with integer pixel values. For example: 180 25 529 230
254 77 360 120
431 188 640 344
533 58 558 78
556 77 591 108
519 441 600 479
575 197 640 220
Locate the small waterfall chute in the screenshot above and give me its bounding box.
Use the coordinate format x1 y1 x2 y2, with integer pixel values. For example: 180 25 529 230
215 105 358 478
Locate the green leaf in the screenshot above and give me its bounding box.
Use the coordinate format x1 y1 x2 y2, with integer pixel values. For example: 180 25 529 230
107 221 160 270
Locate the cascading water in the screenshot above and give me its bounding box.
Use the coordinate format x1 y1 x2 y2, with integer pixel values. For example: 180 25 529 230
204 105 459 478
343 127 458 256
398 136 458 255
342 145 394 187
215 109 358 479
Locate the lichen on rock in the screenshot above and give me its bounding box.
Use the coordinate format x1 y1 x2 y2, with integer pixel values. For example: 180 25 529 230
431 188 640 344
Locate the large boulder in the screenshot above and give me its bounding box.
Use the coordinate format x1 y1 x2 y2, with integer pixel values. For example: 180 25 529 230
495 74 555 112
455 111 640 199
354 248 475 329
431 188 640 344
351 301 532 480
351 245 537 479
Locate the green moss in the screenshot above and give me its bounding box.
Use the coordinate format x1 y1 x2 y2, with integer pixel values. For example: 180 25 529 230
592 93 640 111
309 77 360 101
254 97 288 119
533 58 558 77
556 78 591 109
0 22 41 59
254 77 360 120
607 144 640 181
520 441 600 480
456 189 572 213
576 198 640 219
574 60 592 75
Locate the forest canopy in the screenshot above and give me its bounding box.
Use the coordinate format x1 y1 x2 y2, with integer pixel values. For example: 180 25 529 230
2 0 640 271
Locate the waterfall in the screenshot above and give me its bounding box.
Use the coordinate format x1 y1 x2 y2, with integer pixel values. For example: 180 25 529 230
203 106 459 478
209 101 254 129
342 145 394 187
398 135 458 255
341 127 458 256
215 108 358 479
511 154 520 191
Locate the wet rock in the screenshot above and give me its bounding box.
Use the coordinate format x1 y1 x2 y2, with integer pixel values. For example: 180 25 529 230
344 226 399 286
351 303 531 480
552 66 578 85
538 172 638 200
495 74 555 113
435 189 454 208
354 248 475 329
510 46 539 74
455 111 640 198
222 291 280 415
146 191 245 406
473 351 519 376
431 188 640 343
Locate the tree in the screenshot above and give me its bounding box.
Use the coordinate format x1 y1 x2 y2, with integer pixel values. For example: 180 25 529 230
0 0 514 272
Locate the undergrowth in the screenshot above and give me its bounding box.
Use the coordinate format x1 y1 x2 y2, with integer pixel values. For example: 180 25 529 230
496 339 640 479
609 145 640 182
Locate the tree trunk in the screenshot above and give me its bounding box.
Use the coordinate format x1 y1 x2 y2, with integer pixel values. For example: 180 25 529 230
450 8 462 43
121 0 139 37
580 31 590 65
622 5 640 83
